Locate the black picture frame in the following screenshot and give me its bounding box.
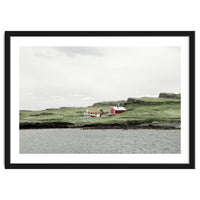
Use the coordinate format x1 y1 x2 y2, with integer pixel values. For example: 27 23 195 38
5 31 195 169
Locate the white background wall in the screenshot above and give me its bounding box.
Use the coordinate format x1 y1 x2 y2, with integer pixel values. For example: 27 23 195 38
0 1 199 200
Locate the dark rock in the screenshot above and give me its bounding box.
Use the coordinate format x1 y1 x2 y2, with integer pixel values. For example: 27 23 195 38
127 98 146 104
20 121 180 130
159 93 181 99
20 122 74 129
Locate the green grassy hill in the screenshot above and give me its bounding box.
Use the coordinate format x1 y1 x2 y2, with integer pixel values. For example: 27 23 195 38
20 97 180 125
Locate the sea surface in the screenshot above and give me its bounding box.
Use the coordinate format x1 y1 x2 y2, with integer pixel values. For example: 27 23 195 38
20 129 180 154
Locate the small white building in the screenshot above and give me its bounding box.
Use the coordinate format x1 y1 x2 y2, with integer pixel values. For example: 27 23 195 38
84 110 89 115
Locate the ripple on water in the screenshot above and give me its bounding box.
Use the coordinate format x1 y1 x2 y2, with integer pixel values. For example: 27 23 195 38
20 129 180 154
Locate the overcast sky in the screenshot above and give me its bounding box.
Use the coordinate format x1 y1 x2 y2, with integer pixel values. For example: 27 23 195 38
20 46 180 110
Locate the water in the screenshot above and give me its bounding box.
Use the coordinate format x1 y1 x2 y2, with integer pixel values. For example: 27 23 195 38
20 129 180 154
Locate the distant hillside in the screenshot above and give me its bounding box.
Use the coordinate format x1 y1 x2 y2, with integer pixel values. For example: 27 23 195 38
92 93 181 107
92 100 126 107
20 93 181 129
119 96 180 107
159 93 181 99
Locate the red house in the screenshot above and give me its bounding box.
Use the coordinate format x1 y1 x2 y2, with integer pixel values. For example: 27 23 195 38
111 106 126 114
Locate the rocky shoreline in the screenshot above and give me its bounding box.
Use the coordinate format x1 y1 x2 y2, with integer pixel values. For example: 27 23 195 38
20 121 180 130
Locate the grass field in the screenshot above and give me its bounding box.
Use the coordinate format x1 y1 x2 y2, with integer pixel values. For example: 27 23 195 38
20 97 180 125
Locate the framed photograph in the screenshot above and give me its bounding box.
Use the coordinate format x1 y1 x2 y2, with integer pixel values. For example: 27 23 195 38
5 31 195 169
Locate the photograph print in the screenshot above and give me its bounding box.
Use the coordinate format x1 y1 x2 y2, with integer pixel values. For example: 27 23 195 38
5 31 195 169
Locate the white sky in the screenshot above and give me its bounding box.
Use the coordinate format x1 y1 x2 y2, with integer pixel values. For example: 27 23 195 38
20 46 180 110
